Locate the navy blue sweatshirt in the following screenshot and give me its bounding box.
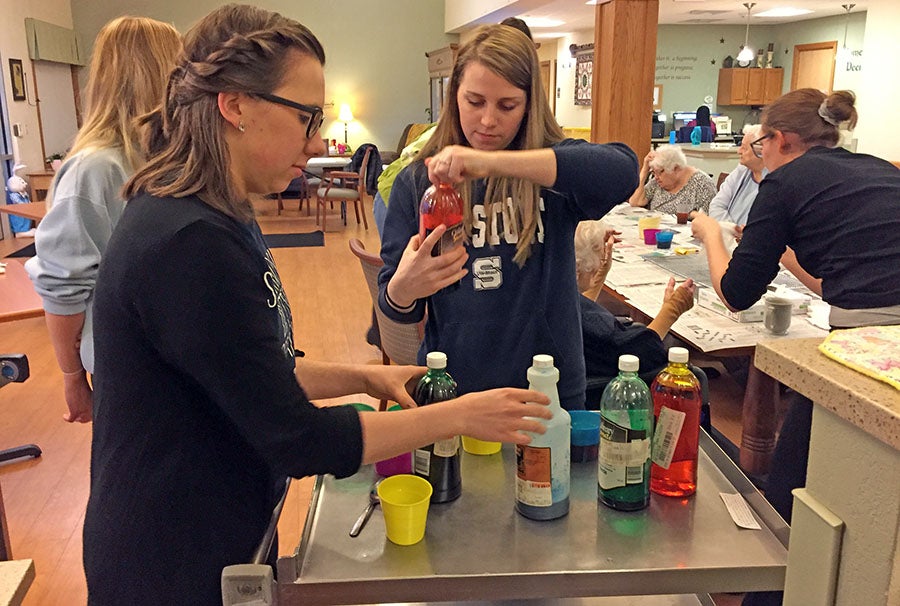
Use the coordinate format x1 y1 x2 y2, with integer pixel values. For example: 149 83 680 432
378 139 638 410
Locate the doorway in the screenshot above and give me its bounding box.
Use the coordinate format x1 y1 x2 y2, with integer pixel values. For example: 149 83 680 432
791 41 838 92
539 59 556 114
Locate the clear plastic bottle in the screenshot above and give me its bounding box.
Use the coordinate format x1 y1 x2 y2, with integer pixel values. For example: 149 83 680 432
413 352 462 503
516 354 571 520
598 354 653 511
650 347 702 497
419 182 465 257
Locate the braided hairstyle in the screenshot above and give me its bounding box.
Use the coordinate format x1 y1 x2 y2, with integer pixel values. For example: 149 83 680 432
125 4 325 222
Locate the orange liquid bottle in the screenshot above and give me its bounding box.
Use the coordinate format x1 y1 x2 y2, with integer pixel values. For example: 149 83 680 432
650 347 701 497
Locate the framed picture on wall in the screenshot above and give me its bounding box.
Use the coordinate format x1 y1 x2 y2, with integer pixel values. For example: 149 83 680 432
9 58 26 101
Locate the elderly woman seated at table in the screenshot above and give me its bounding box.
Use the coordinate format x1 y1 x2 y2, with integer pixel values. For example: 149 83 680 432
708 124 767 226
575 220 695 379
628 145 716 215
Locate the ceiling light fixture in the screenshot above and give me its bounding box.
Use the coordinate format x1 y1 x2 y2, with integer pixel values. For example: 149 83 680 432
837 4 856 63
736 3 756 64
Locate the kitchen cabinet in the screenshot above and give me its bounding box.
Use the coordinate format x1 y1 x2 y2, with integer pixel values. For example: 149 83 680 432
717 68 783 106
426 44 457 121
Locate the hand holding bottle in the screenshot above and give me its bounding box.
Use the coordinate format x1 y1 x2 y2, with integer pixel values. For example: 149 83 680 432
387 225 469 307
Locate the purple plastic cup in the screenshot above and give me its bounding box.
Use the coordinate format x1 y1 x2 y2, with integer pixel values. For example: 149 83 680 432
375 405 413 476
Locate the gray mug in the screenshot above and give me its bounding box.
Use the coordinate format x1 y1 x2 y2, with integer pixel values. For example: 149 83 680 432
764 298 793 335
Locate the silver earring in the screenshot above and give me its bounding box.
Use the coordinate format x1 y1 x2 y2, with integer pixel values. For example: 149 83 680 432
238 121 245 133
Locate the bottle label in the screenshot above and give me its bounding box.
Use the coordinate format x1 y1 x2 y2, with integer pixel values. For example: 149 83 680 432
414 448 431 476
598 416 650 490
432 435 459 458
515 444 552 506
429 221 465 257
651 406 686 469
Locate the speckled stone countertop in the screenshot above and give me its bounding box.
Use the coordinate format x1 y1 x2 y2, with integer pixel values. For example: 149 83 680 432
0 559 34 606
756 338 900 451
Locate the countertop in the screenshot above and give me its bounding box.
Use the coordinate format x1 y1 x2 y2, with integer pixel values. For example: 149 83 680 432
756 338 900 450
678 143 740 155
0 560 34 606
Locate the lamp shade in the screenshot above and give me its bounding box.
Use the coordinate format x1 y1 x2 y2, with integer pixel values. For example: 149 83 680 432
338 103 354 123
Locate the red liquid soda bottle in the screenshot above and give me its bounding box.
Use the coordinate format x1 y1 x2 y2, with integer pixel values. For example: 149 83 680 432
419 182 465 257
649 347 701 497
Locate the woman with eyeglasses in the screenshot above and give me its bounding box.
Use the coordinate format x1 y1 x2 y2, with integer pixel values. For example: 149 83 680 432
708 124 767 226
691 88 900 606
627 144 717 214
83 7 552 605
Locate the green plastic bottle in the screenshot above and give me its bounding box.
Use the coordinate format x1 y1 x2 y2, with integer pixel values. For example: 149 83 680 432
598 354 653 511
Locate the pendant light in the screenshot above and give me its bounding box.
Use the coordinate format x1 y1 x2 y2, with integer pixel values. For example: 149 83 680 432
837 4 856 62
736 3 756 64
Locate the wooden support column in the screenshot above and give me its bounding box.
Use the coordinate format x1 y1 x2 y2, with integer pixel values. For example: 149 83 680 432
591 0 659 164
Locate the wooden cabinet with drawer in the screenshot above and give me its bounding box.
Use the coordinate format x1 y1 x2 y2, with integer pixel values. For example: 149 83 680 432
717 68 783 105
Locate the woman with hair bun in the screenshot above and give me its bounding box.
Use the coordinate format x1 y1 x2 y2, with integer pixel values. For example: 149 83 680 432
691 87 900 606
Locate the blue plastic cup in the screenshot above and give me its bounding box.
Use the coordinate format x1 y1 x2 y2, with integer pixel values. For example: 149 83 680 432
668 130 677 144
656 230 675 249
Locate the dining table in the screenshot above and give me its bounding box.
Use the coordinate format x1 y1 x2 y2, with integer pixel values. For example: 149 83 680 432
597 204 827 477
0 259 42 323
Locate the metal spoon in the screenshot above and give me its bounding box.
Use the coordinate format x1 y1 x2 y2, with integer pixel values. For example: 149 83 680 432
349 480 381 537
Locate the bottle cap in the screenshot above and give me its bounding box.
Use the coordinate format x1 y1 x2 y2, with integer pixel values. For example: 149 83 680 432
668 347 689 363
618 354 639 372
426 351 448 369
532 354 554 368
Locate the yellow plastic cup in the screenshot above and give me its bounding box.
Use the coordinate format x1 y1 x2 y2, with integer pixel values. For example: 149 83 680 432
637 215 661 240
377 474 433 545
461 436 502 455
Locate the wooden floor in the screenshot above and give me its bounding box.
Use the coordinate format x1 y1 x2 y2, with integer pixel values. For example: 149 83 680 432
0 197 746 605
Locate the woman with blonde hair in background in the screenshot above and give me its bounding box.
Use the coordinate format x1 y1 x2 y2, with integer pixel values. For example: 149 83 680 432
26 16 181 423
379 24 638 411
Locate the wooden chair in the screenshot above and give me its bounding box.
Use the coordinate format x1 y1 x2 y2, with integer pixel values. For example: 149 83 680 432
716 172 729 190
316 147 370 232
349 238 424 410
274 173 319 216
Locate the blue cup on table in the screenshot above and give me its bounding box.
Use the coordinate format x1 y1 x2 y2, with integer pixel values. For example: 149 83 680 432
668 130 677 144
656 230 675 249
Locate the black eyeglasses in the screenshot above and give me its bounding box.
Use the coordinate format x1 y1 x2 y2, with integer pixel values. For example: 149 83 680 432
750 133 773 159
253 92 325 139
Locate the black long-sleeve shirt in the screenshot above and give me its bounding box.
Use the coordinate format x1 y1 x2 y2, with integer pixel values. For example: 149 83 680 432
721 146 900 311
86 194 363 605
